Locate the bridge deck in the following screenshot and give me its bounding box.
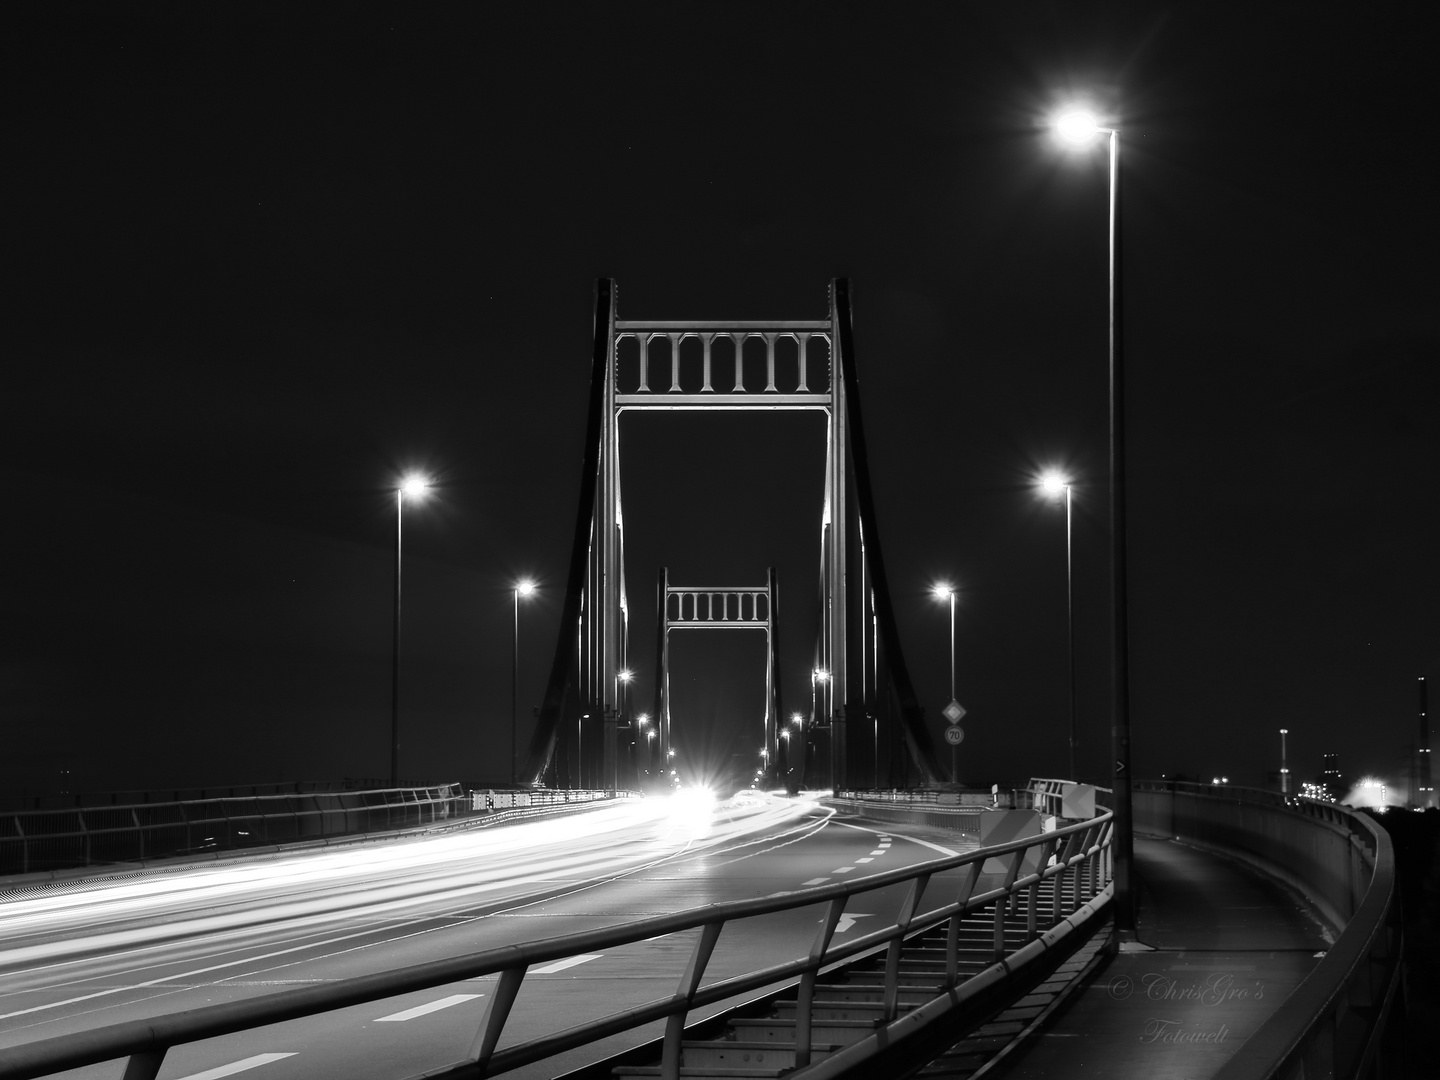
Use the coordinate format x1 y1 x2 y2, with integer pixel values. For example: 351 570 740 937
976 835 1331 1079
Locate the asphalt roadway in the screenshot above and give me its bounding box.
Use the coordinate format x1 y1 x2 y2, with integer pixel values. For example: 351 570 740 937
0 792 983 1080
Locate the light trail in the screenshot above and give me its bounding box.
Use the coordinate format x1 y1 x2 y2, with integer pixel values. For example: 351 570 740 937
0 792 822 1025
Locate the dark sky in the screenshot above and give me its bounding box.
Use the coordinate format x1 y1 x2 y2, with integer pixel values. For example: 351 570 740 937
6 3 1436 799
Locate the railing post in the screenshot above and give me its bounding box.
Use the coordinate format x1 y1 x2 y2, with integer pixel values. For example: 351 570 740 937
884 873 930 1020
797 897 848 1068
947 862 981 984
469 965 526 1072
119 1048 166 1080
662 920 724 1079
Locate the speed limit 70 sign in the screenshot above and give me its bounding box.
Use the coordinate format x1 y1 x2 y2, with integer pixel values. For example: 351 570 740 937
944 725 964 746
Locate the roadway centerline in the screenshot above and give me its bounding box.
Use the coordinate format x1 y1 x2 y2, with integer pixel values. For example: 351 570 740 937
173 1052 296 1080
375 993 483 1022
531 955 602 974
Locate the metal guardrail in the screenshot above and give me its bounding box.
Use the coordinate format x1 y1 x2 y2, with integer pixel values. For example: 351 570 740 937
0 803 1115 1080
1134 780 1403 1080
0 783 468 875
470 788 623 813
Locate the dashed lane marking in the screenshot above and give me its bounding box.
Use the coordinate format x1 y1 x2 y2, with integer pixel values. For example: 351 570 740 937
801 877 830 886
376 993 483 1022
531 954 602 974
856 857 874 863
833 866 856 874
174 1053 297 1080
869 849 886 856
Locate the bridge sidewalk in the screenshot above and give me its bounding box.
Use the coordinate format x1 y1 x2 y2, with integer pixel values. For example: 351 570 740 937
977 835 1331 1079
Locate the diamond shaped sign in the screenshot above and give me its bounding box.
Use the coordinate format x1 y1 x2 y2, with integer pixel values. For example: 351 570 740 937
942 700 966 724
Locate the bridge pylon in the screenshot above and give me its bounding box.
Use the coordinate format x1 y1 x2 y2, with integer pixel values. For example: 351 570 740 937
522 280 944 792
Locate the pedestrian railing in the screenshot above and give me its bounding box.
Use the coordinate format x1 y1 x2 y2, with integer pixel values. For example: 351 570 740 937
0 803 1115 1080
1134 781 1404 1080
0 783 468 876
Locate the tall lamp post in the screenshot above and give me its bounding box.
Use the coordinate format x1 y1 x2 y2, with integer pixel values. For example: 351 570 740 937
1279 728 1290 795
512 580 536 786
812 669 831 790
391 474 431 787
1054 106 1133 939
931 583 960 784
931 584 957 704
1040 473 1077 780
614 669 633 794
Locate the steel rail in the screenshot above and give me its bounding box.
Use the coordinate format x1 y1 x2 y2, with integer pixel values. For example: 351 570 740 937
0 806 1113 1080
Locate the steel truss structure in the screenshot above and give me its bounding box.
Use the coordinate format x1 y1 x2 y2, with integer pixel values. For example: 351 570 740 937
524 280 943 791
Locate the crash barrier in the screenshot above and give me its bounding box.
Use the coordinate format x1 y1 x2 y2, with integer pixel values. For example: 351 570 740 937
1133 781 1404 1080
0 783 467 875
0 804 1114 1080
0 778 400 813
470 788 624 813
832 779 1101 838
828 795 986 835
835 788 996 807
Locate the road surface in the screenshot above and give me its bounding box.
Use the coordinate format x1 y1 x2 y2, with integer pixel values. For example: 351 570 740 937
0 791 978 1080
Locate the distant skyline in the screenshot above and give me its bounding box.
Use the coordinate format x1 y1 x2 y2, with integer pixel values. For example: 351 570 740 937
6 4 1435 799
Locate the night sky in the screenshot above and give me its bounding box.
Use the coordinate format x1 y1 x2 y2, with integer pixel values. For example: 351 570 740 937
6 4 1436 800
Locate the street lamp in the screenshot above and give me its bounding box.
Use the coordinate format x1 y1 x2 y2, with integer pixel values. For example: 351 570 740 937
1052 104 1133 937
512 580 536 786
931 584 957 705
1040 472 1077 780
1279 728 1290 795
391 474 431 786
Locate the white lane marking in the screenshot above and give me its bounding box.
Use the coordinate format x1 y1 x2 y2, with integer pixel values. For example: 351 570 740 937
834 913 872 933
869 849 886 856
893 834 958 856
827 818 957 857
801 877 830 886
376 993 483 1022
834 866 856 874
856 857 874 863
174 1053 297 1080
531 954 602 974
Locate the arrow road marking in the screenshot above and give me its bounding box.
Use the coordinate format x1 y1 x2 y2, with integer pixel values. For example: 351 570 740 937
833 913 871 934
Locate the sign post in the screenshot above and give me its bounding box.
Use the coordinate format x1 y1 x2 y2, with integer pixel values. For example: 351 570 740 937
942 700 966 784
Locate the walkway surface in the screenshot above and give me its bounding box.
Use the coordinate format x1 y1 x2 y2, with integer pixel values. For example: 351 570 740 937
985 835 1332 1079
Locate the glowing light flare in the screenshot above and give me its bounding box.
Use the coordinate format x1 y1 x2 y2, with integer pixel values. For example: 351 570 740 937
399 474 431 499
1054 109 1104 144
516 579 537 596
1039 472 1070 497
